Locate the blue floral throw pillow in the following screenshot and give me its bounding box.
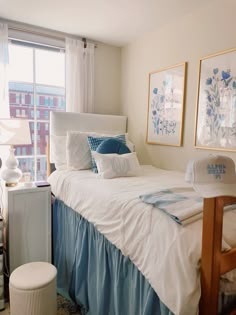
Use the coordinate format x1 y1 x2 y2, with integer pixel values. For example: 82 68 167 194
87 134 126 173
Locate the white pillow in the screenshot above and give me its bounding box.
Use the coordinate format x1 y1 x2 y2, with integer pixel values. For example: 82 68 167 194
66 131 135 171
51 132 105 171
92 152 141 179
50 135 67 170
66 131 95 170
126 138 135 152
50 131 135 171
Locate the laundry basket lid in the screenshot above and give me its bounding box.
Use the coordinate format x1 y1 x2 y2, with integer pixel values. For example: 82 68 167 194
10 262 57 290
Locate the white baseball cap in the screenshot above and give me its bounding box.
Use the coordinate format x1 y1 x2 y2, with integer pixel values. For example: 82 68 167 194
185 155 236 198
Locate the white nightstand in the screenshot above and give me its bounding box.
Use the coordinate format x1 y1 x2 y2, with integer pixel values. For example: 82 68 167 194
2 183 51 274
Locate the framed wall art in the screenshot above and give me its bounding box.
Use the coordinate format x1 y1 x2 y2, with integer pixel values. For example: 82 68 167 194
146 62 187 146
195 47 236 151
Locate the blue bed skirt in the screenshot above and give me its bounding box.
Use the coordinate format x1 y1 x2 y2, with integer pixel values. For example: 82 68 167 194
53 198 174 315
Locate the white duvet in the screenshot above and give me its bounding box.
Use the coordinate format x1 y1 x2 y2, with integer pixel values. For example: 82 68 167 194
48 165 236 315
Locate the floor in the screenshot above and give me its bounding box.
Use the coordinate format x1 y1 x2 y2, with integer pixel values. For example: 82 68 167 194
0 296 81 315
0 304 9 314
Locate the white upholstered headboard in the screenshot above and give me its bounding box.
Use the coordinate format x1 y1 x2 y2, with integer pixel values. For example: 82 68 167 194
49 111 127 163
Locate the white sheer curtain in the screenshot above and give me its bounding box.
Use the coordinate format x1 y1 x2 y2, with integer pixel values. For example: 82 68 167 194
0 23 10 118
0 23 10 179
65 37 95 113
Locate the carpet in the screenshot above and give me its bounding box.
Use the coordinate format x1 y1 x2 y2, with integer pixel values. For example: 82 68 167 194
57 294 81 315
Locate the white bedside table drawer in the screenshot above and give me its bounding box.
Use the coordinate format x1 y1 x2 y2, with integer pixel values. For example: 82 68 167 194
3 185 51 273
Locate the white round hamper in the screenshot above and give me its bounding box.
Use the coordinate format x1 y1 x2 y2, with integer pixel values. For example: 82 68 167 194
9 262 57 315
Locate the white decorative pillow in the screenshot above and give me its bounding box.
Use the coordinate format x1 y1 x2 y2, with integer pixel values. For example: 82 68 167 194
126 139 135 152
50 135 67 170
92 152 141 179
66 131 93 170
66 131 135 171
51 131 135 171
66 131 119 170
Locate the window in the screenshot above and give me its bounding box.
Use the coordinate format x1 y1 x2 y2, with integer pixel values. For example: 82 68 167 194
53 98 58 107
9 42 66 181
25 94 31 105
39 96 45 105
10 93 16 103
22 147 26 155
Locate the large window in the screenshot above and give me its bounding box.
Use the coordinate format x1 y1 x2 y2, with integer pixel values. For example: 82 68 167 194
8 42 66 181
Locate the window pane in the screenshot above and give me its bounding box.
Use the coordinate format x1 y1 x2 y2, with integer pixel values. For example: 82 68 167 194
37 157 47 181
9 83 34 119
9 45 33 83
18 157 35 180
8 42 66 181
35 49 65 87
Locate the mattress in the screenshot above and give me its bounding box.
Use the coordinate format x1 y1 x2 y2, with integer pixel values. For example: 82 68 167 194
48 165 236 315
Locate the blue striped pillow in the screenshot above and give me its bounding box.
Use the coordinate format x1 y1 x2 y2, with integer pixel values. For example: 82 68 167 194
87 134 126 173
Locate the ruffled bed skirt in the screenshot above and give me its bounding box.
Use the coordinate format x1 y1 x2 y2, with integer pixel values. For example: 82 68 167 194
53 198 173 315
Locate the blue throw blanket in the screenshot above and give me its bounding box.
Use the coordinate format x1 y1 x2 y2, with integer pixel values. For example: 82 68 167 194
140 187 203 225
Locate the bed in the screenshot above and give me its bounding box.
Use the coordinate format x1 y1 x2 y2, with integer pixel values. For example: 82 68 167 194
48 111 236 315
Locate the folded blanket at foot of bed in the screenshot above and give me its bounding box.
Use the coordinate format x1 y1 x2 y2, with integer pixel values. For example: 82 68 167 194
140 187 203 225
140 187 236 226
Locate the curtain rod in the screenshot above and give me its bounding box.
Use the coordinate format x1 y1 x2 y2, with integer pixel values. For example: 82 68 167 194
9 25 67 41
9 37 65 52
1 18 98 47
8 25 97 47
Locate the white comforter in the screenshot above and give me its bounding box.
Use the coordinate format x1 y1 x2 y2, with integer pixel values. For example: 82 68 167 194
48 165 236 315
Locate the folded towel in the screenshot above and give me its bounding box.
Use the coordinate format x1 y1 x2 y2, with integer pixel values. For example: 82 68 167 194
139 187 203 225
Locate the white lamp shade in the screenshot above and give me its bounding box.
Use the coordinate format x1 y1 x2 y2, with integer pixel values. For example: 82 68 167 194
0 119 31 145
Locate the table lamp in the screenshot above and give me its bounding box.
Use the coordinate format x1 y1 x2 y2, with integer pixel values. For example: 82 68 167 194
0 119 31 187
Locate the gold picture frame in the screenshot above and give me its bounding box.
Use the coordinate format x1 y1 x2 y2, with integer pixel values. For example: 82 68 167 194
146 62 187 146
195 47 236 151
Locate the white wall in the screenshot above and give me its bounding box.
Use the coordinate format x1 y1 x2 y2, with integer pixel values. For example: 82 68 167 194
94 43 121 115
121 0 236 171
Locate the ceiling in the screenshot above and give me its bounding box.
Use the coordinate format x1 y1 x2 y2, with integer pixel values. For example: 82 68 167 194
0 0 214 47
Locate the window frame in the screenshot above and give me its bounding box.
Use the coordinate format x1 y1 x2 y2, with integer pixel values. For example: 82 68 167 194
8 39 66 181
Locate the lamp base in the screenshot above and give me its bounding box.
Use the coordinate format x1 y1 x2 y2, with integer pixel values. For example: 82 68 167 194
5 182 18 187
1 147 22 186
1 167 22 187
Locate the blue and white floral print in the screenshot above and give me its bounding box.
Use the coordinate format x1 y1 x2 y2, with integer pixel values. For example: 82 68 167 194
204 67 236 146
151 79 177 136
